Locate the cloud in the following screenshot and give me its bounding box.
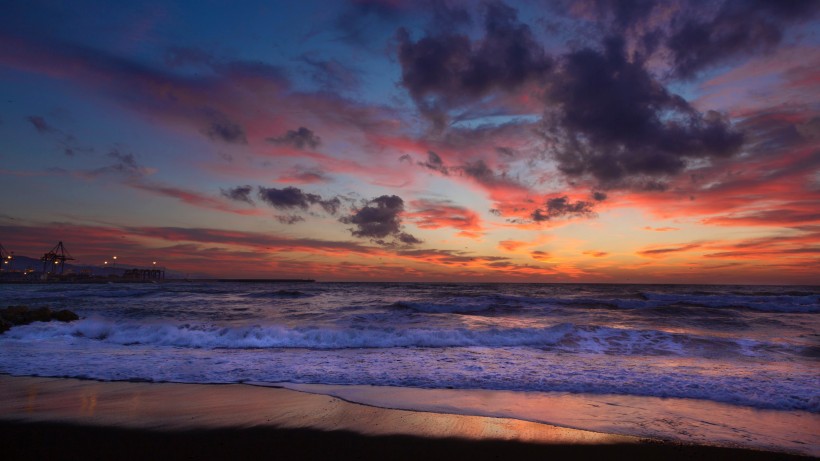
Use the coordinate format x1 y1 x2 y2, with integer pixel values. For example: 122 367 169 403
643 226 679 232
666 0 820 79
460 159 526 191
407 199 483 238
275 215 305 225
418 151 449 175
204 116 247 144
561 1 819 79
412 150 527 194
582 250 608 257
545 37 744 186
299 55 361 91
330 0 408 45
86 148 148 178
498 240 527 252
26 115 93 156
1 34 285 148
637 243 702 258
699 230 820 261
530 250 550 261
396 248 508 266
341 194 420 245
128 182 259 215
257 186 340 214
220 185 254 204
267 127 322 150
702 208 820 227
27 115 54 133
396 1 552 127
276 167 332 184
531 195 596 222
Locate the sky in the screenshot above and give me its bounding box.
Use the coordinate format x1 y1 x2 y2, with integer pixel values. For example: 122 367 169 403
1 0 819 283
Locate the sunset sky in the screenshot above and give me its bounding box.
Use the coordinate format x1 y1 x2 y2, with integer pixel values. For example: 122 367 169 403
1 0 818 283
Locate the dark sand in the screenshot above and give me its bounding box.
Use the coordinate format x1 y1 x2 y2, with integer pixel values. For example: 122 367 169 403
0 375 811 460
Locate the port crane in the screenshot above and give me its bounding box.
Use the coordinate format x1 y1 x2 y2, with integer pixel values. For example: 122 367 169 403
0 243 11 270
41 241 74 275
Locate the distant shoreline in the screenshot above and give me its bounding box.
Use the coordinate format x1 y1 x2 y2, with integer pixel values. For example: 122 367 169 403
0 278 316 284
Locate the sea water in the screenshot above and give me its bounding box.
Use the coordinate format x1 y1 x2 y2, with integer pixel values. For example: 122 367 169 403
1 282 817 414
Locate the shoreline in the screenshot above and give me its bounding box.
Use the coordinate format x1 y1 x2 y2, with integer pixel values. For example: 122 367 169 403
1 375 814 460
274 382 820 456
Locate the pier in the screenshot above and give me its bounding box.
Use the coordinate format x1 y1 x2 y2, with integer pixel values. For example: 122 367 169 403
0 241 167 283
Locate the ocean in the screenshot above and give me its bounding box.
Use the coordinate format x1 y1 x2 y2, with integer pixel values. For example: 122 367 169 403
1 281 817 414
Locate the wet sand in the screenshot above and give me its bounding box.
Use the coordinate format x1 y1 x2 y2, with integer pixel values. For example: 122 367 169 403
0 375 811 460
280 382 820 455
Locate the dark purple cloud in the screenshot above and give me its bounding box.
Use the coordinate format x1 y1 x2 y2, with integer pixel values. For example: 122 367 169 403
592 191 608 201
395 3 745 190
418 151 449 175
397 1 552 127
257 186 340 214
560 0 819 79
275 215 306 225
341 194 420 245
27 115 54 133
666 0 820 79
220 185 254 204
460 159 523 189
86 148 144 177
545 37 743 186
267 127 322 150
531 196 596 222
204 117 247 144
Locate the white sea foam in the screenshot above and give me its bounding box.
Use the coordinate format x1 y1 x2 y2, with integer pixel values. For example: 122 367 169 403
3 318 804 360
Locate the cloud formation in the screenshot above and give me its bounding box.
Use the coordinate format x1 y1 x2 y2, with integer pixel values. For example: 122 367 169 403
666 0 820 79
267 127 322 150
220 185 254 204
26 115 93 156
397 1 552 127
407 199 483 238
531 196 596 222
257 186 340 214
341 195 420 245
545 37 744 186
204 117 247 144
27 115 54 133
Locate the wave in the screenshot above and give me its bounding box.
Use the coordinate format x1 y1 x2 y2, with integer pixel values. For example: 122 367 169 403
637 292 820 313
244 290 312 299
390 299 501 314
4 319 805 359
391 291 819 314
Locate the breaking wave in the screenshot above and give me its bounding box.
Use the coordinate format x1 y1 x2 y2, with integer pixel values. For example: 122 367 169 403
4 318 805 359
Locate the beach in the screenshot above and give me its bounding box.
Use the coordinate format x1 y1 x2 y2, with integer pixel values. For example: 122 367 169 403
1 281 817 459
1 375 813 461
